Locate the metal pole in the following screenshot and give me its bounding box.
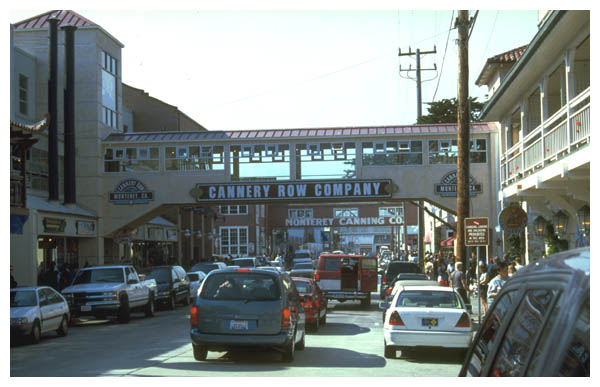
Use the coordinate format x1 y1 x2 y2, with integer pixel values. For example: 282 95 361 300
416 48 422 119
477 247 482 324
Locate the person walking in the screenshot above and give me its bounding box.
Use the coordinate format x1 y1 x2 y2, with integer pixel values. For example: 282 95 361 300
436 256 448 286
449 261 469 311
478 262 489 315
487 261 509 307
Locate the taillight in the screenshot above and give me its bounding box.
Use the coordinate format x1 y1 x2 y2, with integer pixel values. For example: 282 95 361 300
388 311 404 326
190 306 198 326
302 301 313 309
236 268 250 272
281 308 291 327
455 312 471 328
314 272 320 281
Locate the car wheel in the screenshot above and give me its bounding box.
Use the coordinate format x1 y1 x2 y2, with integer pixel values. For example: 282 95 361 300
144 293 155 318
384 342 395 359
192 344 208 361
30 320 41 344
281 330 296 362
296 330 306 350
168 294 176 310
118 295 130 324
56 315 69 337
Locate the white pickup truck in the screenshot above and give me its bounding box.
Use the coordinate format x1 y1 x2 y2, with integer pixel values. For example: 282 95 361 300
61 265 156 323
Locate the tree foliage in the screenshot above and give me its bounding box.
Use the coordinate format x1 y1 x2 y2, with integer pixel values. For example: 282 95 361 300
417 97 484 124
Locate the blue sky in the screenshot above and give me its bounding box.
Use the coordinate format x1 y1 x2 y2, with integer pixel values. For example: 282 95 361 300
9 8 540 131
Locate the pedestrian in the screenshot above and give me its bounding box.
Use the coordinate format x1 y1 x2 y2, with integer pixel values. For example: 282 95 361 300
508 262 516 277
514 256 525 271
487 261 509 307
449 261 469 310
487 256 500 279
446 257 456 278
478 262 489 315
425 258 434 280
11 265 18 288
436 256 448 286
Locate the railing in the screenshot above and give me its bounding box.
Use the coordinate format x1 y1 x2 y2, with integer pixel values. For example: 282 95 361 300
523 138 543 172
543 118 568 161
570 104 590 145
506 153 523 179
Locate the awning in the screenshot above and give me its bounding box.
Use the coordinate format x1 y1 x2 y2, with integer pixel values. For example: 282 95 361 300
440 237 456 247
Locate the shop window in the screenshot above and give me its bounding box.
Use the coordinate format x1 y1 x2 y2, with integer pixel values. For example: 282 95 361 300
334 208 358 218
220 226 248 257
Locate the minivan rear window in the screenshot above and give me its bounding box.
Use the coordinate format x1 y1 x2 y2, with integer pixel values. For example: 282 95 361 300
323 258 339 271
200 273 280 301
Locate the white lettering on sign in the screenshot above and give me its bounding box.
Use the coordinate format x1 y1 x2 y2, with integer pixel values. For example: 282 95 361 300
209 186 217 199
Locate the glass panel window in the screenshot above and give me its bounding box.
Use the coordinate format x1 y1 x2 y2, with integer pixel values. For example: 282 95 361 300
18 74 28 116
220 227 248 257
547 62 567 117
165 144 225 171
334 208 359 218
289 208 313 218
101 51 118 129
379 206 404 218
526 88 541 134
574 36 590 95
220 205 248 215
296 142 356 180
230 144 290 181
104 146 160 172
363 140 423 166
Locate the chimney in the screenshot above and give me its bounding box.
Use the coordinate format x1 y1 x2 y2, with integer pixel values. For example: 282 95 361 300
47 17 59 201
62 24 77 204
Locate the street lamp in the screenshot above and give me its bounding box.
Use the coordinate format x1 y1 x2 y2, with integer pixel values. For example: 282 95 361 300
533 216 548 238
552 210 569 235
577 205 590 236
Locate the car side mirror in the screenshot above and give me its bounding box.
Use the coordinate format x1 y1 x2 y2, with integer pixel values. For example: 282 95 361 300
379 301 390 310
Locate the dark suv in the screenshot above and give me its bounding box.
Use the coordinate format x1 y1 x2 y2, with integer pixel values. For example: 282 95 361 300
459 247 589 377
144 265 190 309
380 261 421 298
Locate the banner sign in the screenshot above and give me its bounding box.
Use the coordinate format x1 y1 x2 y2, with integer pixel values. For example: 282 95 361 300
434 171 482 197
465 217 489 246
189 180 393 202
109 179 154 205
284 215 404 227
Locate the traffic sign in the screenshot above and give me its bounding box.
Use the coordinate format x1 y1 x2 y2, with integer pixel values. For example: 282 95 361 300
465 217 489 246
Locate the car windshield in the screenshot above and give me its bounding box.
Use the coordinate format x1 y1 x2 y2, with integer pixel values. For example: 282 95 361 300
396 290 461 309
146 269 171 284
200 273 280 301
292 263 313 270
293 281 312 293
295 253 311 259
387 263 421 276
10 290 37 307
72 268 124 284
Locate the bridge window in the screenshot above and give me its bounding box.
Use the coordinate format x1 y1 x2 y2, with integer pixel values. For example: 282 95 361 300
165 145 224 171
220 205 248 215
295 142 356 180
220 226 248 257
428 139 487 164
362 140 423 166
104 147 159 172
230 144 290 181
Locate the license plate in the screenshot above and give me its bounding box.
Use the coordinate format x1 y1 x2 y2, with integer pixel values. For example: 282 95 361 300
81 305 92 312
422 318 438 327
230 320 249 330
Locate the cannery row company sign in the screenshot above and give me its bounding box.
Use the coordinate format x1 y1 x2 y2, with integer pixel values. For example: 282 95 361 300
109 179 154 205
434 171 482 197
189 180 393 202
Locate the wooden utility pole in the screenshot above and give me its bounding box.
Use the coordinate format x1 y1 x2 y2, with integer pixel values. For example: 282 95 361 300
456 10 470 264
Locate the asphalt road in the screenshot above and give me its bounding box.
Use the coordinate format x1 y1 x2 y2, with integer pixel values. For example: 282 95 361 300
10 296 467 377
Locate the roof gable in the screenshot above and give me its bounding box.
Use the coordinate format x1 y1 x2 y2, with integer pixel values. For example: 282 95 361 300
13 10 97 29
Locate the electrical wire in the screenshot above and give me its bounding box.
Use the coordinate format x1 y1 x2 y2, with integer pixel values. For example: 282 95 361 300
431 10 454 102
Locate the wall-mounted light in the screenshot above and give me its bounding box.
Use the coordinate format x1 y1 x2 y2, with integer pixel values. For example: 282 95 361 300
533 216 548 238
552 210 569 235
577 205 590 236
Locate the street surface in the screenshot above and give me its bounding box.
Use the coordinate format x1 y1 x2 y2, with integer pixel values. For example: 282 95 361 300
10 294 470 377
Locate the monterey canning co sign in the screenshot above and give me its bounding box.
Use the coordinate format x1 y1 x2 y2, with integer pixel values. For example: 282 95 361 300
434 171 482 197
189 180 393 202
109 179 154 205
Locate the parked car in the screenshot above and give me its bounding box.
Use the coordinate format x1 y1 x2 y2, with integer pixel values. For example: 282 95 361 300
186 271 207 300
315 253 377 306
143 265 190 309
380 261 422 298
11 286 70 344
459 247 589 377
381 285 472 359
231 257 258 268
190 267 306 363
290 262 315 279
292 277 327 331
61 265 155 323
190 262 227 273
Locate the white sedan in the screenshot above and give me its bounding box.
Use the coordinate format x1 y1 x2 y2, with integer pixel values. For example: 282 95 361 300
381 285 472 359
10 286 70 344
187 271 207 302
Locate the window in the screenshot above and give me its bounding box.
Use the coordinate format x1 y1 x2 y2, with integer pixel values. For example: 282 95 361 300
526 88 541 134
379 206 404 218
25 148 64 193
288 208 313 218
104 147 160 172
489 289 559 376
18 74 28 116
547 62 566 118
220 205 248 215
165 145 225 171
574 36 590 95
101 51 118 129
220 226 248 257
296 142 356 180
428 139 487 164
324 258 339 271
557 299 589 377
470 139 487 163
464 290 517 376
334 208 358 218
230 143 290 180
362 140 423 166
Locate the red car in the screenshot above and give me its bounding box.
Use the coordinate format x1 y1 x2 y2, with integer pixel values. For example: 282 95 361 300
292 277 327 331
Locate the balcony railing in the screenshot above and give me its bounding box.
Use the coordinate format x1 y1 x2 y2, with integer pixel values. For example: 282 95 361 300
500 88 590 187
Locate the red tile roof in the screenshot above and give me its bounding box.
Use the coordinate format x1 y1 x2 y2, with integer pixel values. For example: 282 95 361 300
476 45 528 86
13 10 97 29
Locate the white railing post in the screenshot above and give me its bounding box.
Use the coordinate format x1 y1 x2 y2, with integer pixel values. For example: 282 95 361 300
540 79 548 166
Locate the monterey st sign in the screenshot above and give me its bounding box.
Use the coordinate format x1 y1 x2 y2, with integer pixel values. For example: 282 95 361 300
189 180 393 202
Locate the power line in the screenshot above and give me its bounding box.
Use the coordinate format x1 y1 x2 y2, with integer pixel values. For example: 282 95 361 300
431 10 454 102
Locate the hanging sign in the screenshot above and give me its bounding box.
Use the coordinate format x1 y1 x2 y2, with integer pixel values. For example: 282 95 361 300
109 179 154 205
434 171 482 197
498 205 528 236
